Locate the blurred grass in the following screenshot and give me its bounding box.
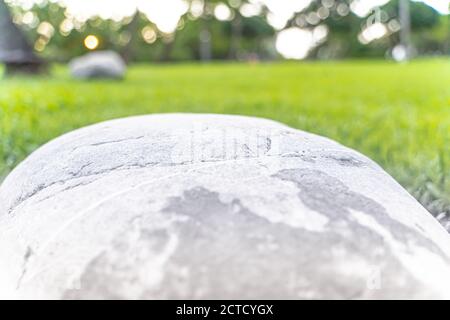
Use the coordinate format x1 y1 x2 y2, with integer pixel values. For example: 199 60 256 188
0 60 449 216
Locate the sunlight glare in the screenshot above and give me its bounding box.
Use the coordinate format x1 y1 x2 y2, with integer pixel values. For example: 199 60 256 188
276 27 313 60
84 35 99 50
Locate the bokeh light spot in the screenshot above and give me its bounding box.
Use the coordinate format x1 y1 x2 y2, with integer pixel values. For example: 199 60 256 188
84 35 99 50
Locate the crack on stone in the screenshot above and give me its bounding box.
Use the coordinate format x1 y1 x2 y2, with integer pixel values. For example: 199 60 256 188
322 154 366 167
69 135 145 153
35 179 99 205
281 152 317 163
281 151 367 167
7 161 159 214
16 246 33 289
67 162 93 177
7 151 285 214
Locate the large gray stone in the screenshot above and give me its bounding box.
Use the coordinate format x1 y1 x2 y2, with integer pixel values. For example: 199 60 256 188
69 51 126 79
1 114 449 299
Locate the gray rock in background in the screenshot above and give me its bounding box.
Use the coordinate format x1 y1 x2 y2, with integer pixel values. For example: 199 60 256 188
69 50 126 79
1 114 450 299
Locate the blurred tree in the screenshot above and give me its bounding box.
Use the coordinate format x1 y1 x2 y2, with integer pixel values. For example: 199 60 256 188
195 0 219 61
3 0 448 62
288 0 447 59
288 0 368 59
383 0 440 30
225 15 275 59
228 1 243 59
382 0 443 56
0 0 44 75
168 0 274 61
122 12 139 63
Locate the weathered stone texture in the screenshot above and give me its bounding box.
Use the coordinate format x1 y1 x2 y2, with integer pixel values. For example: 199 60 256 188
1 114 449 299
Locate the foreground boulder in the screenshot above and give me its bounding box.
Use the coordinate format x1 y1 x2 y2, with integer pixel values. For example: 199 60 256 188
1 114 450 299
69 51 126 79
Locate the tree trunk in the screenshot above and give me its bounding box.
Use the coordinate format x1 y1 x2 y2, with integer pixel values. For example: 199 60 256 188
399 0 412 59
121 12 139 64
228 13 242 60
199 22 212 61
160 36 175 62
445 13 450 55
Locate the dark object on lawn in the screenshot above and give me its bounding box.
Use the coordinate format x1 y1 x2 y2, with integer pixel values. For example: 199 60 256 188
0 0 44 75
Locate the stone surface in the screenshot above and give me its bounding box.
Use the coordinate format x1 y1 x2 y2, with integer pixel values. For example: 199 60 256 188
1 113 450 299
69 51 126 79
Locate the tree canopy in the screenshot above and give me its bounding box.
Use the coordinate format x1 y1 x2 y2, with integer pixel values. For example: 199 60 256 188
2 0 449 62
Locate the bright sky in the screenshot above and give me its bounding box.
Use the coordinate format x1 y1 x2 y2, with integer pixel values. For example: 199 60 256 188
10 0 450 25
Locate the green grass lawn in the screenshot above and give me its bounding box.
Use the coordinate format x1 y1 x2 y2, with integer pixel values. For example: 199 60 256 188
1 60 449 216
